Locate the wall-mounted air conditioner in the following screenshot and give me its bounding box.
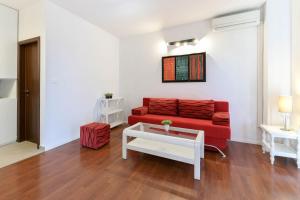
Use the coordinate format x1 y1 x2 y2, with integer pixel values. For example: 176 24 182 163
212 10 261 32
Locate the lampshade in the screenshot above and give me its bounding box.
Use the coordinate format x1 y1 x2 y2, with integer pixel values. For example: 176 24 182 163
278 95 293 113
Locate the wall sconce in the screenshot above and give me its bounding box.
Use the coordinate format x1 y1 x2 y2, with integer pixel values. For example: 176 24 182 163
167 38 198 47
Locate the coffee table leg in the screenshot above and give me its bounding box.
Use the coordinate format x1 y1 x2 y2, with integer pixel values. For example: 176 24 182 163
194 141 201 180
122 132 127 159
201 135 204 159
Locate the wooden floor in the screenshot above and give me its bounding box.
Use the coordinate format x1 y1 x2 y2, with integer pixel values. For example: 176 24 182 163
1 125 300 200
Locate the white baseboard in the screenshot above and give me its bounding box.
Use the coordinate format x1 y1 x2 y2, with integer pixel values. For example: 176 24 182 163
231 138 261 145
43 136 79 151
0 140 17 148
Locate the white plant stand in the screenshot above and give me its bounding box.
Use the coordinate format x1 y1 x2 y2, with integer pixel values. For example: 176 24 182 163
99 97 125 128
260 125 300 168
122 122 204 180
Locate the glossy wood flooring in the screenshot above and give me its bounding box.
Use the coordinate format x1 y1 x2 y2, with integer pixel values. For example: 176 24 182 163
1 125 300 200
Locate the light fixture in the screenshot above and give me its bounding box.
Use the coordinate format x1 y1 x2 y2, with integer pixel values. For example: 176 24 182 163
167 38 198 47
278 95 293 131
193 39 199 45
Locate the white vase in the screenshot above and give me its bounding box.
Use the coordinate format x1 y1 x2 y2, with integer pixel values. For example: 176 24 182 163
164 124 170 132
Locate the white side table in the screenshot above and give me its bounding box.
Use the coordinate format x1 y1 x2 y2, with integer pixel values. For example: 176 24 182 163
260 125 300 168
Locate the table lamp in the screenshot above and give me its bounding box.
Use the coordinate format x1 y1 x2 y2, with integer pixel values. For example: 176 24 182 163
278 95 293 131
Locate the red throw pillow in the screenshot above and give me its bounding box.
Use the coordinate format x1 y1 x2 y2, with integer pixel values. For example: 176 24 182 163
132 107 148 115
148 98 178 116
178 100 215 119
212 112 230 126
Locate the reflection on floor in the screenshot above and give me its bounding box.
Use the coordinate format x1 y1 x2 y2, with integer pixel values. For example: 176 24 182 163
0 141 44 168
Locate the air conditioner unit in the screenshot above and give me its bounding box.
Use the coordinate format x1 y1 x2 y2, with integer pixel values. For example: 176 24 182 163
212 10 261 32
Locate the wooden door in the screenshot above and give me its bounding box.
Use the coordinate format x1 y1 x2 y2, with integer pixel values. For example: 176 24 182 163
18 37 40 148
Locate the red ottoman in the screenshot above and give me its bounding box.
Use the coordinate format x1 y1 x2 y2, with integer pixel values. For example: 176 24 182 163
80 122 110 149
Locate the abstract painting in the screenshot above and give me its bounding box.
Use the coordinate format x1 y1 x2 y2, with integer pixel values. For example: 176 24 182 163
176 56 189 81
162 57 175 81
162 52 206 82
189 54 205 81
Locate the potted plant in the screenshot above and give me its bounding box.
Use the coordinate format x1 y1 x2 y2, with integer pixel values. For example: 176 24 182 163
161 120 172 132
104 93 113 99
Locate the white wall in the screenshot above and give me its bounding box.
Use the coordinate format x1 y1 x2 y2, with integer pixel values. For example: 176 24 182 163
18 0 120 150
0 4 18 79
120 20 261 144
18 0 45 41
43 1 119 150
263 0 292 126
0 4 18 146
18 0 47 148
292 0 300 127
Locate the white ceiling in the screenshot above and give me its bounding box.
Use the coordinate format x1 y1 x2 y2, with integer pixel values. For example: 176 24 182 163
50 0 265 37
0 0 265 37
0 0 38 10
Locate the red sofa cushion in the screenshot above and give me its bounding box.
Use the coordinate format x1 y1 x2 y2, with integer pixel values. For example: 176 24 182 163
178 100 215 119
132 106 148 115
144 98 229 113
148 98 177 116
212 112 230 126
143 98 151 107
128 114 230 139
215 101 229 112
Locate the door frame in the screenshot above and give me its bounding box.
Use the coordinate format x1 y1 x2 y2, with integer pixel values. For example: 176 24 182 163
17 37 41 148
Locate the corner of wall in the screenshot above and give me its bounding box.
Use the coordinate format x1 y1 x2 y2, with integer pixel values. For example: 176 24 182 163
292 0 300 128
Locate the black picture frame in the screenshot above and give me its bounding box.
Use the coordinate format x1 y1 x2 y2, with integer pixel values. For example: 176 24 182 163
162 52 206 83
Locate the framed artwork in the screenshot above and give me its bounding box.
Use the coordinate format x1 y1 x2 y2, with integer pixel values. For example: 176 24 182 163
162 52 206 82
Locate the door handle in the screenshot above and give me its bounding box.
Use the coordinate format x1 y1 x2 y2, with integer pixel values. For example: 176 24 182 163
25 89 30 95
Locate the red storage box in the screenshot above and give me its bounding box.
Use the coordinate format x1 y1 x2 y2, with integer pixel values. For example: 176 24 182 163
80 122 110 149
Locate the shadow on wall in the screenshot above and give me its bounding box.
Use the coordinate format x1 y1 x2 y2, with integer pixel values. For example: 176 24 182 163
160 20 213 56
293 83 300 128
162 20 212 46
93 98 101 122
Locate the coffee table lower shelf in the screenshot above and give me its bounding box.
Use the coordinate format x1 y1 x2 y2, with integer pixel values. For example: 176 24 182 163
127 138 194 164
122 122 204 180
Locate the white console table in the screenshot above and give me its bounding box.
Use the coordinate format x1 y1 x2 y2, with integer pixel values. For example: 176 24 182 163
260 125 300 168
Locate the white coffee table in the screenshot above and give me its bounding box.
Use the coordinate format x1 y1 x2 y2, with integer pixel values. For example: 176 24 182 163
122 122 204 180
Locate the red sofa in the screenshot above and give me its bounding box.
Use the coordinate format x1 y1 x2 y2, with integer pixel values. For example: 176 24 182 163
128 98 231 150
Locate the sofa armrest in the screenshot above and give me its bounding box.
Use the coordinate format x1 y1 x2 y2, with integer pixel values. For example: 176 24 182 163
132 106 148 116
212 112 230 126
